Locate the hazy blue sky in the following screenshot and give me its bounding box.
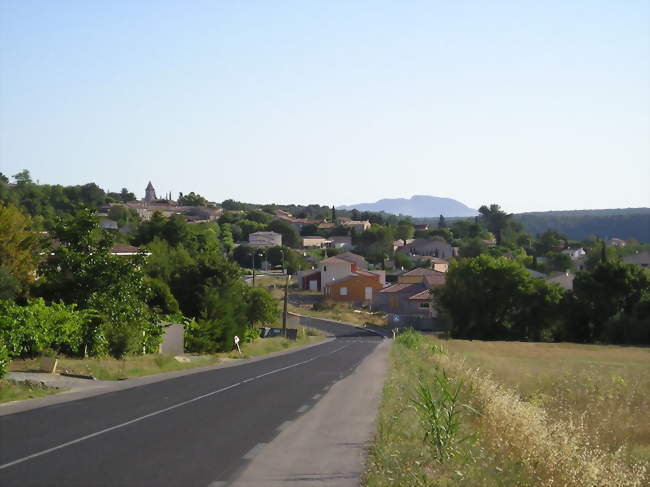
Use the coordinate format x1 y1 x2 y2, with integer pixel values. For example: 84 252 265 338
1 0 648 213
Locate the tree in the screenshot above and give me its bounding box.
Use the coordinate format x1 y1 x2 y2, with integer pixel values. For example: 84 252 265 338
433 255 548 340
0 173 8 184
178 192 209 206
543 252 574 273
244 287 279 326
331 206 336 222
438 214 447 228
0 203 44 294
570 261 650 342
13 169 32 184
120 188 136 203
267 219 301 248
478 204 511 246
396 224 415 245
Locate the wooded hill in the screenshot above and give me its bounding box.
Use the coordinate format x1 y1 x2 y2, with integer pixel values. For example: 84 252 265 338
513 209 650 242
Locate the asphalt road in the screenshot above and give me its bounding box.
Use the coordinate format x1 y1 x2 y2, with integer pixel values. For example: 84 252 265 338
0 317 384 487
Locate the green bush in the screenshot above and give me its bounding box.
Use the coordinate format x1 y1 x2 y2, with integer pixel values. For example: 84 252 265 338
0 299 86 358
0 342 9 378
395 328 424 349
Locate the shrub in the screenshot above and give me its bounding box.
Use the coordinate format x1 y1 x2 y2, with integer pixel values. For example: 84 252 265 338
0 342 9 378
395 328 424 349
0 299 86 358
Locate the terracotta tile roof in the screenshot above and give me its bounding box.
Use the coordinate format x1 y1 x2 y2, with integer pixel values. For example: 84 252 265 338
378 282 425 295
110 244 140 255
424 273 447 286
319 256 352 266
336 252 367 266
403 267 441 276
409 290 432 300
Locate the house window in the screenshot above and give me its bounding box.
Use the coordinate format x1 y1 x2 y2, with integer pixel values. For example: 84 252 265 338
339 287 348 296
323 266 327 271
419 302 430 309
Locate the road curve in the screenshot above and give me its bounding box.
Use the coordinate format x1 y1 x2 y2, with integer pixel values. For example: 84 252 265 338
0 317 383 487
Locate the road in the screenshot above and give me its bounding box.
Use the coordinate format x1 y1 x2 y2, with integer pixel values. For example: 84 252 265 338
0 317 385 487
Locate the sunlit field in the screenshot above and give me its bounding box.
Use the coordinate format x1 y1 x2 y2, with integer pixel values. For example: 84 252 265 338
364 333 649 487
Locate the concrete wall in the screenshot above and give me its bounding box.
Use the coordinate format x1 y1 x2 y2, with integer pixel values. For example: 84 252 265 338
160 324 184 355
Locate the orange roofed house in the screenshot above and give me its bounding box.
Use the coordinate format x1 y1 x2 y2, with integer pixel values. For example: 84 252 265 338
323 271 384 305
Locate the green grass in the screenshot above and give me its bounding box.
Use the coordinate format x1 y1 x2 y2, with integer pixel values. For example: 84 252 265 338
288 302 387 327
8 327 326 381
223 326 325 359
0 379 63 404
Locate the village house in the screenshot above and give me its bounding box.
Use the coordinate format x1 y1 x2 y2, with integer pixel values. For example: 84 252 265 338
624 250 650 268
249 231 282 248
328 236 352 250
373 268 446 318
545 271 575 290
323 272 383 305
297 252 384 291
606 237 627 247
302 236 331 249
397 237 455 259
562 248 586 260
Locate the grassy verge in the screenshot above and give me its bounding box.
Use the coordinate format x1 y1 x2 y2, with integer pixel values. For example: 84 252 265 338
288 302 387 327
224 326 325 359
8 326 326 381
0 379 63 404
364 331 648 486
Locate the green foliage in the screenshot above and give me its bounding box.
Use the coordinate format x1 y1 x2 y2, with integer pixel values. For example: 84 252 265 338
145 277 180 316
245 286 279 326
0 203 44 294
395 328 425 349
267 219 301 248
412 370 475 461
395 224 415 244
0 299 89 358
543 251 574 273
0 341 9 378
515 209 650 243
569 260 650 343
0 266 21 301
355 225 395 263
434 255 557 340
478 204 512 246
243 326 261 342
459 236 489 258
178 191 209 206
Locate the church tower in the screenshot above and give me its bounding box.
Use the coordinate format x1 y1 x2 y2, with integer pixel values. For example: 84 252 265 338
144 181 157 203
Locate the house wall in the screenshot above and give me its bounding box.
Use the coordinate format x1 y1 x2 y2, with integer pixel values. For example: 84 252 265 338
325 277 383 303
319 260 353 289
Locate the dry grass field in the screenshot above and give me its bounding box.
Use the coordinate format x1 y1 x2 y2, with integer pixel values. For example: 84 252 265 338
441 339 650 464
364 333 649 487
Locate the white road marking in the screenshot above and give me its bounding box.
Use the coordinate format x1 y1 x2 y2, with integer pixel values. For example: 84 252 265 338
312 393 322 401
0 344 351 471
296 405 309 414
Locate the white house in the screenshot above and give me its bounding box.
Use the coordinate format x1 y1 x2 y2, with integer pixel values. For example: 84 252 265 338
249 231 282 248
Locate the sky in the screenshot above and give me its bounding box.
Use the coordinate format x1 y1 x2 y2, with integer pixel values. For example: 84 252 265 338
1 0 648 213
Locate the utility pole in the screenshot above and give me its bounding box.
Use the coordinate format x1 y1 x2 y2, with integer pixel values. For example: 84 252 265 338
282 274 290 335
251 254 256 286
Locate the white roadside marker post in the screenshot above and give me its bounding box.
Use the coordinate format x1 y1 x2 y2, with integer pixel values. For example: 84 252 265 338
234 335 241 354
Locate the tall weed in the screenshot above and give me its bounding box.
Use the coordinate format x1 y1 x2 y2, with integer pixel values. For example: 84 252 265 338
412 370 476 461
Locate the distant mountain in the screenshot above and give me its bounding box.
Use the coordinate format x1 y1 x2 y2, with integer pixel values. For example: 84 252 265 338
338 195 477 218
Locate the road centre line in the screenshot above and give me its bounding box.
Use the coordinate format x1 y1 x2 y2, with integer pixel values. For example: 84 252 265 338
0 343 352 471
